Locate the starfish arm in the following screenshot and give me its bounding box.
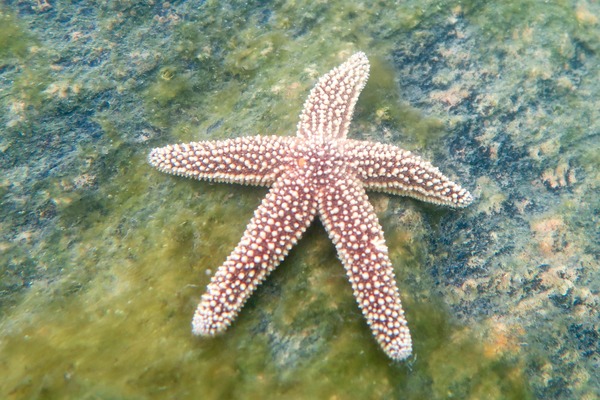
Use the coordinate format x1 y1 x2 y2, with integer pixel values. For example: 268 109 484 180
192 169 317 335
343 139 473 208
297 52 370 141
318 174 412 360
148 135 293 186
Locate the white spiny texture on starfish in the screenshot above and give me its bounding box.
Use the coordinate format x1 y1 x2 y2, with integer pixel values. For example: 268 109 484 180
148 52 473 361
344 140 472 207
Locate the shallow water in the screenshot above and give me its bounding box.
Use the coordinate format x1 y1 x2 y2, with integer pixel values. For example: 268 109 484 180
1 1 598 399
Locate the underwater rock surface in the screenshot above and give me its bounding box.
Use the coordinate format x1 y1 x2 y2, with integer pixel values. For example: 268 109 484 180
1 1 598 399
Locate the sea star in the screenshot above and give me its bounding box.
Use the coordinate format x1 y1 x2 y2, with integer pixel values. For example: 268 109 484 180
148 52 473 360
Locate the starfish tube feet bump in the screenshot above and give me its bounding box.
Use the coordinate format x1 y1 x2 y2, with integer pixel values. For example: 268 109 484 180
149 52 472 361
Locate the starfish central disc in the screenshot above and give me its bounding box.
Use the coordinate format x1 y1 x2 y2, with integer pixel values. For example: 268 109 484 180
293 140 347 185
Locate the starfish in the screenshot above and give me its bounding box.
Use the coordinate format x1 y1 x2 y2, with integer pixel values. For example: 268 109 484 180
148 52 473 360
